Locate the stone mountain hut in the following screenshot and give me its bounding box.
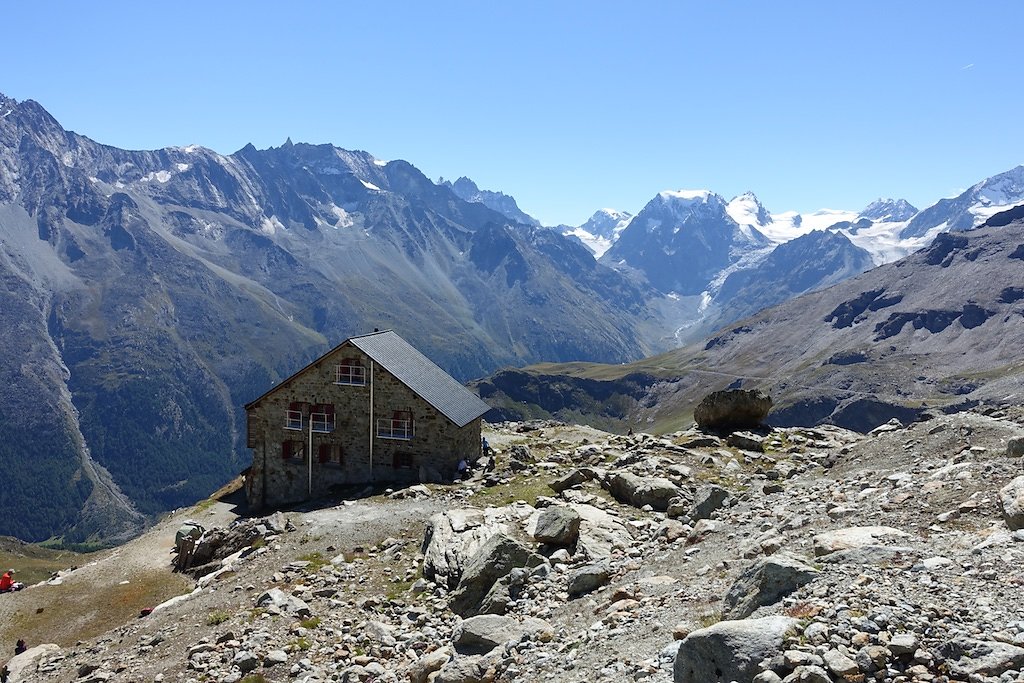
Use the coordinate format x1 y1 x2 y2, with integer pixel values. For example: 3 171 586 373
244 330 491 509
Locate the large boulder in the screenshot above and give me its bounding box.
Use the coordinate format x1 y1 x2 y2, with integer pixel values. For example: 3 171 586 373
421 509 510 590
571 503 634 562
1007 436 1024 458
449 533 536 616
937 638 1024 678
722 552 819 619
1000 476 1024 530
608 472 682 511
453 614 553 655
812 526 910 556
567 561 611 598
694 390 772 431
533 506 582 546
673 616 799 683
4 644 61 683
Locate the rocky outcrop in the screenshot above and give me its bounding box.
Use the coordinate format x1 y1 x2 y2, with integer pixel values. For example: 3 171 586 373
694 390 772 431
449 533 537 617
421 509 510 590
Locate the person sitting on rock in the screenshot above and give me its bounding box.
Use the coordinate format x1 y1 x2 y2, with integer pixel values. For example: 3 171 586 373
0 570 14 593
14 640 25 656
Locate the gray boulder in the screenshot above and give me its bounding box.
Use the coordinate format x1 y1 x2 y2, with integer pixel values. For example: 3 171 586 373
937 638 1024 677
608 472 682 511
1007 436 1024 458
453 614 553 655
694 389 772 431
408 648 452 683
567 561 611 598
255 587 312 617
690 484 730 521
549 469 590 493
533 506 582 546
812 526 909 556
421 509 508 590
449 533 535 616
722 552 819 619
999 476 1024 530
5 644 61 683
726 430 767 452
673 616 799 683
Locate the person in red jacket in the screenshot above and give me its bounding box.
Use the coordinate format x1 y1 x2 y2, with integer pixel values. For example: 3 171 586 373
0 570 14 592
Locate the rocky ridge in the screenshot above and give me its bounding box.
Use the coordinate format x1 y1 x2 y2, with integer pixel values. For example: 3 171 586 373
3 408 1024 683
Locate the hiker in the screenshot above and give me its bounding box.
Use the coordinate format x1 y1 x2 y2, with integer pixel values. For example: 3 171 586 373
0 569 17 593
481 436 491 456
13 641 25 656
457 458 468 479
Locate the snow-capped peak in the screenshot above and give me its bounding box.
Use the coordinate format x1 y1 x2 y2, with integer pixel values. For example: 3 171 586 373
726 192 772 229
860 198 918 222
658 189 712 203
564 208 634 257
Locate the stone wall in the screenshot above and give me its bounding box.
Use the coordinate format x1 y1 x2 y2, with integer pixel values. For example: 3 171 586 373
246 342 482 509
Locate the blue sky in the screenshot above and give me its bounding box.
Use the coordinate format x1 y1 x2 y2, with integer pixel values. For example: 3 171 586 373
4 1 1022 226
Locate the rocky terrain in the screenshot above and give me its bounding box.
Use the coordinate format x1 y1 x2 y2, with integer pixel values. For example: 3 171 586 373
3 404 1024 683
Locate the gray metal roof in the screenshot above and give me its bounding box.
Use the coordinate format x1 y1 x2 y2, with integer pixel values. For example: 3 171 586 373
349 330 491 428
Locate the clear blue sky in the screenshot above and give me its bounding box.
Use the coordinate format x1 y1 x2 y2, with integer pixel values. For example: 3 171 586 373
3 1 1022 226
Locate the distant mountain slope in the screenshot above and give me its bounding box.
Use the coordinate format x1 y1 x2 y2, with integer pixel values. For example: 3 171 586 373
0 92 662 542
900 165 1024 238
477 214 1024 433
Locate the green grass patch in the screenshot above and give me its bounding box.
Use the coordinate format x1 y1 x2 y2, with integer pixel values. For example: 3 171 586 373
300 616 321 629
468 474 554 507
297 552 328 572
206 610 231 626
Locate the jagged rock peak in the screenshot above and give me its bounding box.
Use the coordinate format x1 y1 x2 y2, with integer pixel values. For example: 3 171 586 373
860 198 918 222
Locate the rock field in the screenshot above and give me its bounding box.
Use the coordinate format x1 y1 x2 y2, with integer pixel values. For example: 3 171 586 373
5 407 1024 683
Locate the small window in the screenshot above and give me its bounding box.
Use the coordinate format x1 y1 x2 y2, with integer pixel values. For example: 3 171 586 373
393 451 414 470
335 358 366 386
377 409 413 440
318 444 343 465
281 440 305 461
285 402 307 430
311 404 335 433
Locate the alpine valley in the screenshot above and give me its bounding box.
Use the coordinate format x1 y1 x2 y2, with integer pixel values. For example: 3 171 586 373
1 91 1023 544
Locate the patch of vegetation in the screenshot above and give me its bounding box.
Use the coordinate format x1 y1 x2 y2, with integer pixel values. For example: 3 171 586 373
240 675 269 683
247 607 266 623
206 610 231 626
291 636 312 651
300 616 321 629
698 611 721 628
5 568 193 649
784 601 822 618
297 551 328 572
468 474 554 507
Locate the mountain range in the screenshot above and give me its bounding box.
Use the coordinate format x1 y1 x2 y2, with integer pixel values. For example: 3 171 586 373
477 208 1024 433
2 89 1023 544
